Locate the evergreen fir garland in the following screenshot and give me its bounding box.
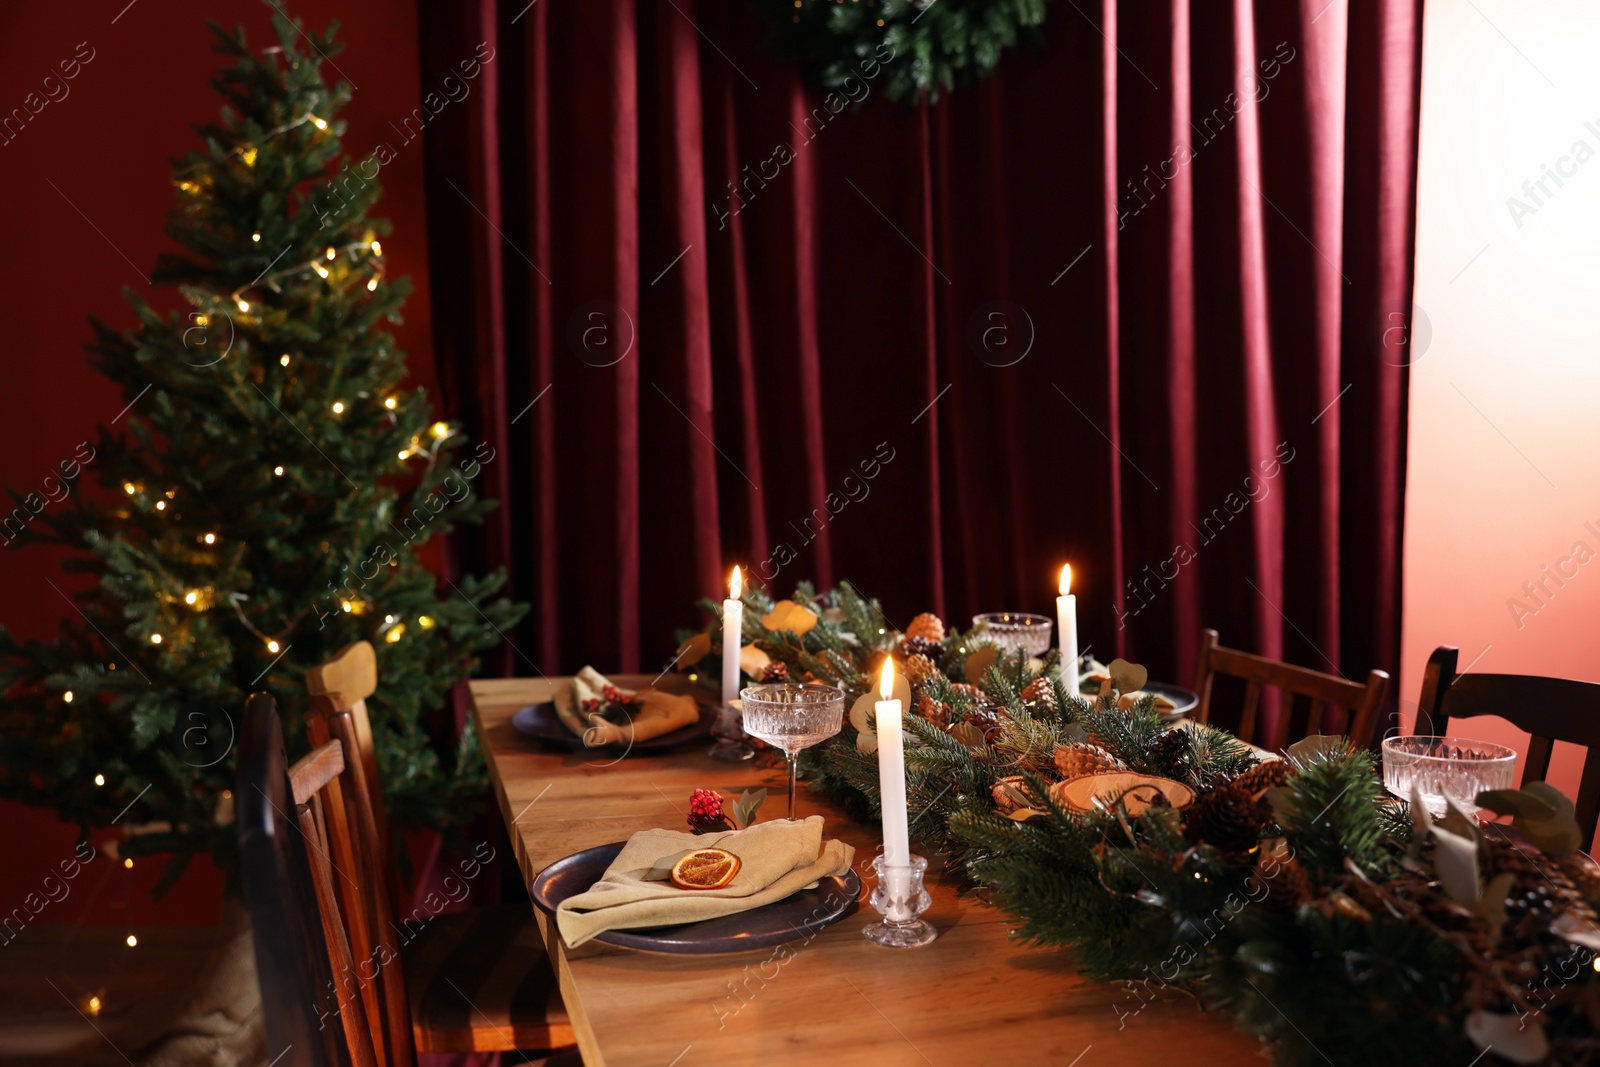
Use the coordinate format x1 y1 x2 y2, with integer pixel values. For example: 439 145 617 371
751 0 1055 103
680 581 1600 1065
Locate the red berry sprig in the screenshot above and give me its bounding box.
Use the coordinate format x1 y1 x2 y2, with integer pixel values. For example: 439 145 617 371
688 788 725 832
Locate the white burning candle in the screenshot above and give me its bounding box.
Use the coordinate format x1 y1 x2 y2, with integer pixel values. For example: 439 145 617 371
722 566 743 710
875 658 911 877
1057 564 1079 693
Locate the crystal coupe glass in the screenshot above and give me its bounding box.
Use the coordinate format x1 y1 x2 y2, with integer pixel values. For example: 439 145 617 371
739 683 845 820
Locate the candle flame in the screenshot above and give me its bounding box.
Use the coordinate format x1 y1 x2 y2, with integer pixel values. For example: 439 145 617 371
729 565 742 599
879 657 895 699
1059 563 1072 596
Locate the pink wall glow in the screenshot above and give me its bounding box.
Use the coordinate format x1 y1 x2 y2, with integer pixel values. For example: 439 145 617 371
1404 0 1600 819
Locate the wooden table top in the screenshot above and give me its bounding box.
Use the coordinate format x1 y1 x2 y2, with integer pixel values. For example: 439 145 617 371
469 674 1262 1067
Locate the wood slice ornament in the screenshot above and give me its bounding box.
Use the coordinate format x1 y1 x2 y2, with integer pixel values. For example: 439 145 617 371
1049 772 1195 817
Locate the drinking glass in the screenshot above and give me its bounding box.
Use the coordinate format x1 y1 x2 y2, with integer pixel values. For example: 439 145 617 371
740 683 845 820
970 612 1054 657
1381 735 1518 818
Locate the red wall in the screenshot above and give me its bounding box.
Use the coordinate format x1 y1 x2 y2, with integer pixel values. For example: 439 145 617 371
0 0 438 926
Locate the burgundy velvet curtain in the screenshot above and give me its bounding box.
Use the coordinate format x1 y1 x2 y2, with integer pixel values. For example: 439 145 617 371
417 0 1422 730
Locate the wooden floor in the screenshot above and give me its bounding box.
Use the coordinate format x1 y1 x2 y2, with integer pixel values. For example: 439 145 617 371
0 924 222 1066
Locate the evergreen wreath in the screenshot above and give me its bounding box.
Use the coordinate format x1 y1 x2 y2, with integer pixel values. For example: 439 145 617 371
679 581 1600 1066
750 0 1054 103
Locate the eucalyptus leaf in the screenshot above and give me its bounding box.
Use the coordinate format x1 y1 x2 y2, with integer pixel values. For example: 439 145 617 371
1552 910 1600 951
1284 734 1350 768
1429 820 1482 905
1476 787 1559 821
1477 782 1582 856
1480 871 1514 928
1106 658 1149 695
1465 1011 1549 1065
1408 782 1432 847
964 645 1000 687
1439 795 1481 842
727 788 767 830
1522 780 1576 815
1263 785 1297 827
849 691 875 735
642 849 699 881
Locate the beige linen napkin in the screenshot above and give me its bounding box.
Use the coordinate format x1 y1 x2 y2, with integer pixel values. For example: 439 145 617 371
554 686 701 748
585 689 700 746
555 816 855 947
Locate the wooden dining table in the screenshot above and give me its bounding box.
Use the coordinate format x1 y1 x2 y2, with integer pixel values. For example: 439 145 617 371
469 673 1263 1067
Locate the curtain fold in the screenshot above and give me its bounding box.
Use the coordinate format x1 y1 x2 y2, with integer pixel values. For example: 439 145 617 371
418 0 1422 741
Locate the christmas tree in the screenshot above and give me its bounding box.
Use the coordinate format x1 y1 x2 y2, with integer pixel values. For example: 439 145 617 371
0 7 524 891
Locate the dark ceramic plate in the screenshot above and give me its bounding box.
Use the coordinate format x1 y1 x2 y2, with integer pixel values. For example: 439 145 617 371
1143 682 1200 719
1075 681 1199 719
510 700 715 754
531 841 862 954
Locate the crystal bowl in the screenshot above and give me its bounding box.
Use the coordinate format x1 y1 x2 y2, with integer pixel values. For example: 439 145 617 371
1380 735 1518 817
970 612 1054 658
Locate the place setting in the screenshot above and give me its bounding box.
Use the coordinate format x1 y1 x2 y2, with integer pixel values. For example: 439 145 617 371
508 668 717 755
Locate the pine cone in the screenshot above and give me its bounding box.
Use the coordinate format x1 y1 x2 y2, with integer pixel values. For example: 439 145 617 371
992 776 1043 814
904 612 946 644
1019 677 1058 715
1231 759 1294 799
1184 785 1265 855
899 635 945 661
1484 838 1597 954
1257 856 1313 910
1151 728 1193 779
758 661 790 683
903 653 941 689
917 693 952 729
1054 742 1128 780
964 705 1003 743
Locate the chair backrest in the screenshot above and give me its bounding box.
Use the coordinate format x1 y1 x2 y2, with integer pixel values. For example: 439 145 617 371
303 641 415 1065
1418 645 1600 851
305 643 397 894
237 692 365 1067
1191 628 1390 750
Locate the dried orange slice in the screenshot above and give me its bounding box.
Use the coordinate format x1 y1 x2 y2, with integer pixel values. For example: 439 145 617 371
669 848 742 890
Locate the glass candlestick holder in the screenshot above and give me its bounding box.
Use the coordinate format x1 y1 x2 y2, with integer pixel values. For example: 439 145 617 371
708 697 755 761
862 854 937 947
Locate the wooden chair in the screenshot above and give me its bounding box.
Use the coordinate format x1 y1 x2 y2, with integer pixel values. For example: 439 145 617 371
237 691 375 1067
1191 628 1390 750
1418 645 1600 852
305 642 573 1057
